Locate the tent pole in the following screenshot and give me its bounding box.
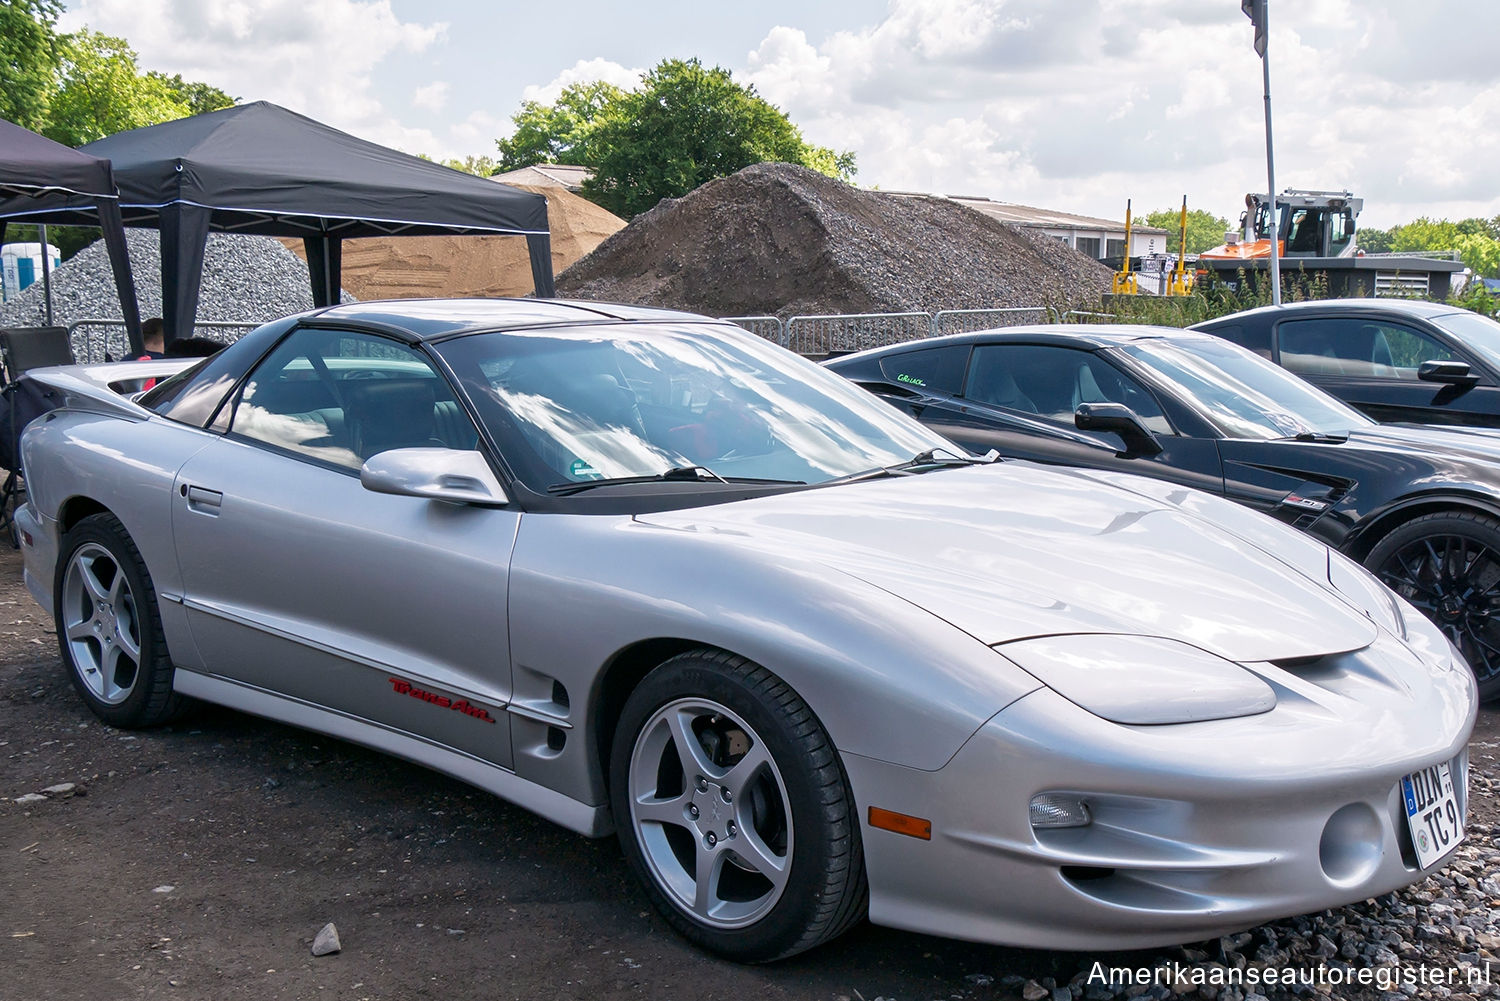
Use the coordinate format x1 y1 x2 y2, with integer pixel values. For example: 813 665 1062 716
38 223 54 326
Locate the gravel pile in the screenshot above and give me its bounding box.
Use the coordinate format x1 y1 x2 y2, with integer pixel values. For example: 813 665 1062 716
0 229 349 358
557 162 1112 318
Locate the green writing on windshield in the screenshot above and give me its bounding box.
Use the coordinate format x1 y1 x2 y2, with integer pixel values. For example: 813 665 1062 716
897 373 926 386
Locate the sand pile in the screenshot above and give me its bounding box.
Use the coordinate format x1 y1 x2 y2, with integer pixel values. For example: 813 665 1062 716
556 163 1113 317
280 183 624 301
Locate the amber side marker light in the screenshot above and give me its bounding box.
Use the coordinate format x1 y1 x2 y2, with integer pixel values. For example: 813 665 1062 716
868 806 932 840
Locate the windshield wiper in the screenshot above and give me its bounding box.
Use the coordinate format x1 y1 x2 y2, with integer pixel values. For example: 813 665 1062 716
547 466 804 496
824 447 1000 486
1284 431 1350 444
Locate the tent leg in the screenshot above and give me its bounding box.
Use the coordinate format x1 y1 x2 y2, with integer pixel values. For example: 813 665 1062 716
97 199 143 354
526 233 555 298
160 204 212 346
39 224 53 326
304 236 342 308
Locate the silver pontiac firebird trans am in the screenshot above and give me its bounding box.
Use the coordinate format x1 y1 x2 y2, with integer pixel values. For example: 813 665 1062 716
14 300 1477 961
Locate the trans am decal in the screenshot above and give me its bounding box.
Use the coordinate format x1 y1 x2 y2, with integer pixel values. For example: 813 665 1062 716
387 676 497 724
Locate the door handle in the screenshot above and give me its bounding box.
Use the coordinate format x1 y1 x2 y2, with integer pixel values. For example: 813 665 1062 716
183 484 223 516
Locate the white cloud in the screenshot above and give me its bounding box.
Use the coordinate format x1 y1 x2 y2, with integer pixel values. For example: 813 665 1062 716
519 58 645 105
746 0 1500 228
59 0 448 154
412 81 450 113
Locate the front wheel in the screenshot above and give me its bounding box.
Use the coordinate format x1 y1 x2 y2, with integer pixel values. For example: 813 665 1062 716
1366 510 1500 702
609 650 867 961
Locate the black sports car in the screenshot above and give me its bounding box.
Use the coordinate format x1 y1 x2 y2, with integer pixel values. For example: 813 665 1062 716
1192 299 1500 427
826 325 1500 699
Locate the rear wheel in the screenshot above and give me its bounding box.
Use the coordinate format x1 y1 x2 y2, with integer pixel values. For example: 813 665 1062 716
55 513 191 727
609 650 866 961
1366 510 1500 702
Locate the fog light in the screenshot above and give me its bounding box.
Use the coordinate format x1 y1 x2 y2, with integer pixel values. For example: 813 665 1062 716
1030 793 1092 829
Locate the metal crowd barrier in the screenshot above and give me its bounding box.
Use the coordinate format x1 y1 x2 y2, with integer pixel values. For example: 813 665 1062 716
932 307 1049 335
66 319 263 363
783 311 933 356
719 315 785 343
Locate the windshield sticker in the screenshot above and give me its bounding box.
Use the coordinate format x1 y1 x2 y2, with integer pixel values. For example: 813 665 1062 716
569 460 604 480
896 373 926 387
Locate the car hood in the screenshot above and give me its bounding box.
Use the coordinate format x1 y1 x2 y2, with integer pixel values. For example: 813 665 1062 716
636 462 1376 663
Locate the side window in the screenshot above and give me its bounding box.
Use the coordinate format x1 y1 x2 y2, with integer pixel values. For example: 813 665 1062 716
877 346 969 395
228 328 479 471
1278 318 1455 380
1203 322 1271 359
1328 210 1354 256
964 344 1172 434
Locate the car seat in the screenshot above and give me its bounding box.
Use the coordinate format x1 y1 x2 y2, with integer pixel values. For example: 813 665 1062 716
343 379 444 460
1073 363 1107 411
966 352 1038 413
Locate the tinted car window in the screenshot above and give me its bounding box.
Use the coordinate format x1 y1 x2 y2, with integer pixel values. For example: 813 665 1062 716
1278 317 1454 380
877 346 968 395
140 321 287 427
227 328 477 471
964 343 1171 433
1203 321 1271 359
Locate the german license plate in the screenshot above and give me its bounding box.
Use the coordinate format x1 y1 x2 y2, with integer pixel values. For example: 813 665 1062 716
1401 763 1464 869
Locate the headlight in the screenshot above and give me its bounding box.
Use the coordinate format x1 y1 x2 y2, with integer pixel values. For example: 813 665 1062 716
1327 549 1406 641
997 633 1276 725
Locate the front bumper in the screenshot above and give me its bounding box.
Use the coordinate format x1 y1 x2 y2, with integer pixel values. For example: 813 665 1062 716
846 638 1476 950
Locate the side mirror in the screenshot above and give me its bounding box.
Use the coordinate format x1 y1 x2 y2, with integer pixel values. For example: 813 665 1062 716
1074 402 1164 457
1417 360 1478 386
360 448 510 506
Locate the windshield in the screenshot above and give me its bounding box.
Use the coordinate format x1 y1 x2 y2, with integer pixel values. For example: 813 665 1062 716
1115 335 1372 439
1434 310 1500 373
435 323 949 494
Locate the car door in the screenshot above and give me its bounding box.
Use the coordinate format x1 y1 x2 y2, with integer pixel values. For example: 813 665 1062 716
922 342 1225 494
1275 315 1500 427
170 326 519 768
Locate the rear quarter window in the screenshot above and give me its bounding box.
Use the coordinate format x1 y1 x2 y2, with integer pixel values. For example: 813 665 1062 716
876 346 969 395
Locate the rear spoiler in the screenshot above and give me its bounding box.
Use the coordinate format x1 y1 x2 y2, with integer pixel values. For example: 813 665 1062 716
17 359 199 421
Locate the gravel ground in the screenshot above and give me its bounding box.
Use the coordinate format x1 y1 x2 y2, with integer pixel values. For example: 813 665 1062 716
1 543 1496 1001
558 162 1113 319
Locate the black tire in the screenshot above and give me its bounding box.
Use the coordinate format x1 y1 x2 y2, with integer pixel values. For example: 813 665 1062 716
53 512 192 727
609 649 867 962
1365 510 1500 702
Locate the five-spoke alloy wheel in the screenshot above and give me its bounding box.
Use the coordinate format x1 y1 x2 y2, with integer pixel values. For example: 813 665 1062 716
610 650 866 961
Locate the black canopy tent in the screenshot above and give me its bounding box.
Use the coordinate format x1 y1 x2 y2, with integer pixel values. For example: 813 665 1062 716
0 119 144 353
48 102 554 343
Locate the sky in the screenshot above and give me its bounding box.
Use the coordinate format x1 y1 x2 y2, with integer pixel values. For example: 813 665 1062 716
55 0 1500 230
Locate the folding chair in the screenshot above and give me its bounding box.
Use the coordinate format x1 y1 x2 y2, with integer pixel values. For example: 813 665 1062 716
0 326 75 546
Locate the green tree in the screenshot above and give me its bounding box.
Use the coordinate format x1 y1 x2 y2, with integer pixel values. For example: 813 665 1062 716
1389 217 1500 278
147 71 235 116
1142 207 1231 255
496 59 856 218
441 154 498 176
496 79 622 171
0 0 64 131
43 31 192 147
1357 226 1393 254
